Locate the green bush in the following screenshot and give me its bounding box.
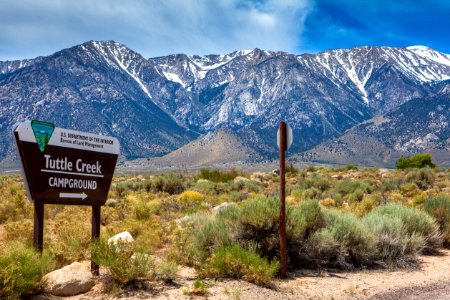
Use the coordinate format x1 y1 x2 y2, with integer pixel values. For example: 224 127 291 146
238 196 280 258
345 164 358 170
363 213 425 263
202 244 279 286
405 168 435 190
424 194 450 246
333 179 373 198
288 200 324 241
199 168 243 183
153 175 185 194
322 209 376 267
369 203 442 252
396 153 436 169
179 213 234 267
0 242 54 299
91 239 154 284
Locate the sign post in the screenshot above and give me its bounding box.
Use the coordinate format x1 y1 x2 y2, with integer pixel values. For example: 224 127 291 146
14 120 120 275
277 121 292 279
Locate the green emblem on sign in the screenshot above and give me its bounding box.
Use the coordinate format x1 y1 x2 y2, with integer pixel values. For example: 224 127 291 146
31 120 55 152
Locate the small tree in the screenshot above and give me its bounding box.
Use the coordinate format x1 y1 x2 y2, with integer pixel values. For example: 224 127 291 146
396 153 436 169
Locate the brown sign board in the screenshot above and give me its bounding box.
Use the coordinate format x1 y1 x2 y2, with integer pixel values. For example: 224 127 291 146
14 121 120 206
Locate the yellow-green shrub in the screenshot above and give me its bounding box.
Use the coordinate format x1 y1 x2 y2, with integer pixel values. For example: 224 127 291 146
179 190 204 204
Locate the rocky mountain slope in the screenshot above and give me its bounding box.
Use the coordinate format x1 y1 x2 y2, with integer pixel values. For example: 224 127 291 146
1 41 449 168
299 80 450 167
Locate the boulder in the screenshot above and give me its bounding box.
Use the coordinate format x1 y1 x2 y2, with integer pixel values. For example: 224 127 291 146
197 179 210 184
212 202 232 214
108 231 134 252
41 262 94 296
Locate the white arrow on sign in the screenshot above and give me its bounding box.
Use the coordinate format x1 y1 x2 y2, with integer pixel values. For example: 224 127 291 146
59 192 88 200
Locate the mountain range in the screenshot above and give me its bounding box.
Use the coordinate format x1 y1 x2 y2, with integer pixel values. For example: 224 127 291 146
0 41 449 169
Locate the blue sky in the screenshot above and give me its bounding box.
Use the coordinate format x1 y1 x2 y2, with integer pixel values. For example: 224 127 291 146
0 0 449 61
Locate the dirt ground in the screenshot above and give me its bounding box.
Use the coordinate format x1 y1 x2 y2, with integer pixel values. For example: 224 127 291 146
35 249 450 300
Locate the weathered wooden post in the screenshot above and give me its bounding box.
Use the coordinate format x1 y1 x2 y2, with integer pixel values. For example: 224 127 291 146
278 121 287 278
277 121 292 278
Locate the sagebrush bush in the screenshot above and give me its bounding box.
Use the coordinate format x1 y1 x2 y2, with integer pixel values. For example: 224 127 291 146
405 168 435 190
0 242 54 299
333 179 373 199
370 203 442 252
179 213 233 267
202 244 279 286
424 194 450 246
363 213 425 263
92 239 154 284
179 190 204 204
153 175 185 194
238 196 280 258
288 200 324 241
47 207 92 267
322 208 376 267
199 168 243 183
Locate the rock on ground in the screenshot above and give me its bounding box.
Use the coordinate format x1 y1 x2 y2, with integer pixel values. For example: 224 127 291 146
41 262 95 296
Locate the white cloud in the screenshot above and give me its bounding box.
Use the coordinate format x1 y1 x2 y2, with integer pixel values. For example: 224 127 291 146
0 0 312 60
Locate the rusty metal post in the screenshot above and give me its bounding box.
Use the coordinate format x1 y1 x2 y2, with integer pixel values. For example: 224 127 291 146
33 203 44 252
279 121 287 278
91 205 101 275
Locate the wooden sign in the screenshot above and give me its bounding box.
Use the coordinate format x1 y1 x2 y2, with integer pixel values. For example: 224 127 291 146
14 120 120 206
13 120 120 275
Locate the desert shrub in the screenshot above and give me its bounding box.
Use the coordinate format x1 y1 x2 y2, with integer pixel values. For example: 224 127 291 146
199 168 242 183
92 239 154 284
179 190 204 204
387 192 405 203
297 175 333 192
345 164 358 170
370 204 442 252
183 279 210 296
46 207 92 267
230 179 260 193
347 188 366 204
179 213 233 267
155 259 178 282
302 187 321 200
202 244 279 286
153 175 185 194
363 213 425 263
133 198 161 221
288 200 325 241
333 179 373 198
322 209 376 267
351 195 378 217
4 220 34 244
0 242 54 299
412 192 428 207
400 182 420 197
304 228 341 266
286 163 299 175
405 168 435 190
396 153 436 169
319 198 336 207
238 196 280 258
424 194 450 246
0 183 32 224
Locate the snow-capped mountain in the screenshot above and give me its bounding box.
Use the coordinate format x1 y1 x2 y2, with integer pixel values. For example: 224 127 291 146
0 41 449 168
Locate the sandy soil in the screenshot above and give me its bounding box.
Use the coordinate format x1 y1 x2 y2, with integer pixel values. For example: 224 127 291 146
34 249 450 300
